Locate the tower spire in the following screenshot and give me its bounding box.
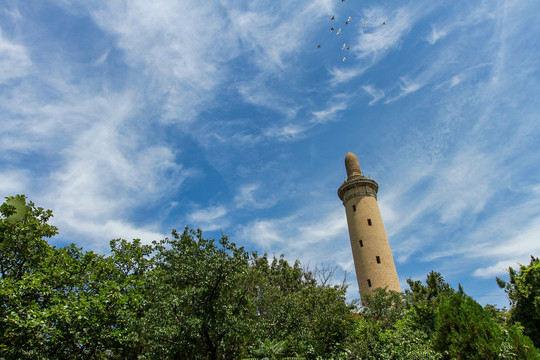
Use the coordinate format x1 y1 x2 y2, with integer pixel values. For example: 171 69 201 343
344 152 362 179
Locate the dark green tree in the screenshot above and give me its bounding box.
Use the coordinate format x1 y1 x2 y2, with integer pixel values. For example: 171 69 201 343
0 195 58 280
497 256 540 347
404 271 454 335
142 227 255 360
0 196 153 359
348 287 440 360
434 292 503 360
248 255 355 359
498 324 540 360
360 287 405 330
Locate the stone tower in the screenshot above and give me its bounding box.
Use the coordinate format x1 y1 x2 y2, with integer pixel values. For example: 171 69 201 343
337 152 400 300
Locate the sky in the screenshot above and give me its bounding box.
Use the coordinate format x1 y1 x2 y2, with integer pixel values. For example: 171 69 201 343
1 0 539 307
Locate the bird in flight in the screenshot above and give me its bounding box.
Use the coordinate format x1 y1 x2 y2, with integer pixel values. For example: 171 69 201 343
317 44 321 48
364 22 368 26
342 57 346 61
336 28 341 35
331 15 335 21
331 26 334 31
342 43 346 49
382 21 386 26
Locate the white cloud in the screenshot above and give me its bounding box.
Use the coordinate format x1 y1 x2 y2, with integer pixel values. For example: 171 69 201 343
0 73 189 248
329 3 435 86
0 170 30 196
470 214 540 260
385 76 422 104
0 78 137 153
361 85 385 105
353 6 417 60
239 218 288 249
237 200 359 296
94 49 110 66
311 102 348 124
234 183 277 210
473 260 517 278
426 26 447 45
0 30 31 83
47 113 188 247
434 149 495 223
84 0 240 122
236 75 299 118
229 1 334 72
263 123 310 141
392 236 423 264
64 218 165 251
187 206 229 231
424 2 496 46
329 66 366 86
238 202 348 265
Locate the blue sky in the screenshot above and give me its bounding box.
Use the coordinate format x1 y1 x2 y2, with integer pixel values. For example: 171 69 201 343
1 0 539 307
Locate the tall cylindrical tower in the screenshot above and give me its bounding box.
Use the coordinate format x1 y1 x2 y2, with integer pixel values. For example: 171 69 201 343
337 152 400 300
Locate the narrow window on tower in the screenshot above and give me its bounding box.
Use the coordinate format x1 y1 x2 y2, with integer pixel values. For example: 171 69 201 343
367 279 372 287
359 239 363 247
376 256 381 264
352 205 356 212
367 219 372 226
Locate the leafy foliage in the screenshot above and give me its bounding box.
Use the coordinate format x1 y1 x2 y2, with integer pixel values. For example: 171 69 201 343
434 292 503 359
0 195 58 280
498 256 540 347
0 195 538 359
142 227 255 359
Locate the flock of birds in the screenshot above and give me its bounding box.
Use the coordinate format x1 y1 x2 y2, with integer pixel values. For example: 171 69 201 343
318 1 386 62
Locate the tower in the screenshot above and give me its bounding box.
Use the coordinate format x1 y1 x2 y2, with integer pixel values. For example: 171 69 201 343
337 152 400 300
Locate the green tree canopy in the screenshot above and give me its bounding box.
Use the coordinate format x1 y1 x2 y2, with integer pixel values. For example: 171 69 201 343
497 256 540 348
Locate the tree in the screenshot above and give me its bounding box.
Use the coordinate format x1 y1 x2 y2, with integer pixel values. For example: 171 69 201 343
404 271 454 335
0 196 152 359
498 324 540 360
347 288 440 360
378 316 442 360
0 195 58 280
497 256 540 348
434 292 503 360
142 227 256 360
248 255 356 359
360 287 405 330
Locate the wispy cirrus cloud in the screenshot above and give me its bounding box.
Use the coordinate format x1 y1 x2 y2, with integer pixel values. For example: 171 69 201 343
328 3 434 86
41 91 188 247
263 123 310 141
0 52 188 248
187 206 229 231
311 101 348 124
236 199 356 293
237 201 348 265
361 85 385 105
0 30 31 83
353 6 417 60
234 183 277 210
329 66 366 86
229 0 335 71
384 76 422 104
0 170 30 195
78 0 240 122
236 74 299 119
425 1 496 45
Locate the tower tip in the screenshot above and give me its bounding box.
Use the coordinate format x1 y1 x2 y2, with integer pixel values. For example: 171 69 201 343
345 152 362 179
